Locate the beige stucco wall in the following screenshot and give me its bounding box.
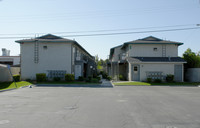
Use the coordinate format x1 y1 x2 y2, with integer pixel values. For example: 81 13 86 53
0 66 20 82
112 46 123 62
139 63 175 81
128 44 178 57
21 42 72 80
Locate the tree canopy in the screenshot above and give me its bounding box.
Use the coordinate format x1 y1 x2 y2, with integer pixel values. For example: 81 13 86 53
183 48 200 68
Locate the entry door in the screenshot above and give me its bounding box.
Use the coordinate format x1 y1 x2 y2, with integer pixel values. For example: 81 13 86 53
174 65 183 82
75 65 82 79
132 64 140 81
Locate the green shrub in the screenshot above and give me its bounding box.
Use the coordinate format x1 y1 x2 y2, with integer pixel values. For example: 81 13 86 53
86 76 92 82
25 79 32 82
96 76 101 81
78 76 84 81
166 74 174 82
36 73 46 82
119 75 125 81
100 71 108 79
65 74 75 82
107 76 112 81
53 77 61 81
93 73 97 78
147 78 152 83
154 79 162 83
13 74 20 82
91 78 99 83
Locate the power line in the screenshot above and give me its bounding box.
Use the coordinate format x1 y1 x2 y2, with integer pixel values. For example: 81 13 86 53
61 27 200 37
0 27 200 39
0 24 197 36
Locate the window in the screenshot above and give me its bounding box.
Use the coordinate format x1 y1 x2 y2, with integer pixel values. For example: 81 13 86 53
153 48 158 51
134 66 138 71
43 46 47 49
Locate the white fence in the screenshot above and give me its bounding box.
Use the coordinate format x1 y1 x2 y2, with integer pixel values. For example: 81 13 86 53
186 68 200 82
0 65 20 82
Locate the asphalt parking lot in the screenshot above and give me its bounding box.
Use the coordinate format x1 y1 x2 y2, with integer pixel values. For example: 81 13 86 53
0 85 200 128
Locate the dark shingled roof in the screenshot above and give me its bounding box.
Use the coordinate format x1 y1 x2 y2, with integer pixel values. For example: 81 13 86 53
127 57 186 63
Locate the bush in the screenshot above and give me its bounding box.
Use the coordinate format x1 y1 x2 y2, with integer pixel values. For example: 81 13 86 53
96 76 101 81
107 76 112 81
100 71 108 79
166 74 174 82
65 74 75 82
146 78 152 83
93 73 97 78
87 76 92 82
119 75 125 81
91 78 99 83
78 76 84 81
13 74 20 82
36 73 46 82
154 79 162 83
53 77 61 81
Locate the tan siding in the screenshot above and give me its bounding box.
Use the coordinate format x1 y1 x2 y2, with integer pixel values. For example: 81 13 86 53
21 42 72 80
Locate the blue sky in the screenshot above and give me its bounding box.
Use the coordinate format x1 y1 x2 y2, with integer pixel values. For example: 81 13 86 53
0 0 200 59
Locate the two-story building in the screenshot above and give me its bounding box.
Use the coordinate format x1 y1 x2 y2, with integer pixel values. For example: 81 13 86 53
16 34 96 80
108 36 186 82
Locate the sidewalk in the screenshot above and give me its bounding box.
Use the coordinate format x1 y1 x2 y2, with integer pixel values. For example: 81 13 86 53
101 79 114 87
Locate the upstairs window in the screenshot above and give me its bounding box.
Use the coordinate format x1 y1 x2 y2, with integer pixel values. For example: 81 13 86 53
153 48 158 51
134 66 138 71
43 46 47 50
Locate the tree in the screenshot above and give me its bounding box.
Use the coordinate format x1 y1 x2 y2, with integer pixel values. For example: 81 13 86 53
183 48 200 68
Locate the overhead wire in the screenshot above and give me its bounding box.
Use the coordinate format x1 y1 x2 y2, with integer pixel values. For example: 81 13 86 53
0 26 199 39
0 24 197 36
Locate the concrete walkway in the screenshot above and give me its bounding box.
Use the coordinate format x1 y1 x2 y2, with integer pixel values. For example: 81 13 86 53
101 79 114 87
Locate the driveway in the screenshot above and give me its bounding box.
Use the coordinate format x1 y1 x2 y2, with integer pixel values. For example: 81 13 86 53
0 85 200 128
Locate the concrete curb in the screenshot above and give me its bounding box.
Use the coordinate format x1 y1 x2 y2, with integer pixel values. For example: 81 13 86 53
0 88 16 93
0 84 34 93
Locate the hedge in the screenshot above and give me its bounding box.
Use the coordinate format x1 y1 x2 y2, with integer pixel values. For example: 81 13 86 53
36 73 46 82
13 74 20 82
65 74 75 81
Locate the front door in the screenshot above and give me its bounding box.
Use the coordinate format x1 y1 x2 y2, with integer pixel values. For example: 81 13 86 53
174 64 183 82
132 64 140 81
75 65 82 79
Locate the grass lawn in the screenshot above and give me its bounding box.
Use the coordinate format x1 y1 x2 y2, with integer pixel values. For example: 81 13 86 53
113 81 200 86
0 81 32 91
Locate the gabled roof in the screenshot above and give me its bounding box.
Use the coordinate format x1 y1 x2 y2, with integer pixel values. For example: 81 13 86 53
121 36 183 49
15 34 75 43
15 34 94 59
127 57 186 63
36 34 63 39
109 45 122 59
